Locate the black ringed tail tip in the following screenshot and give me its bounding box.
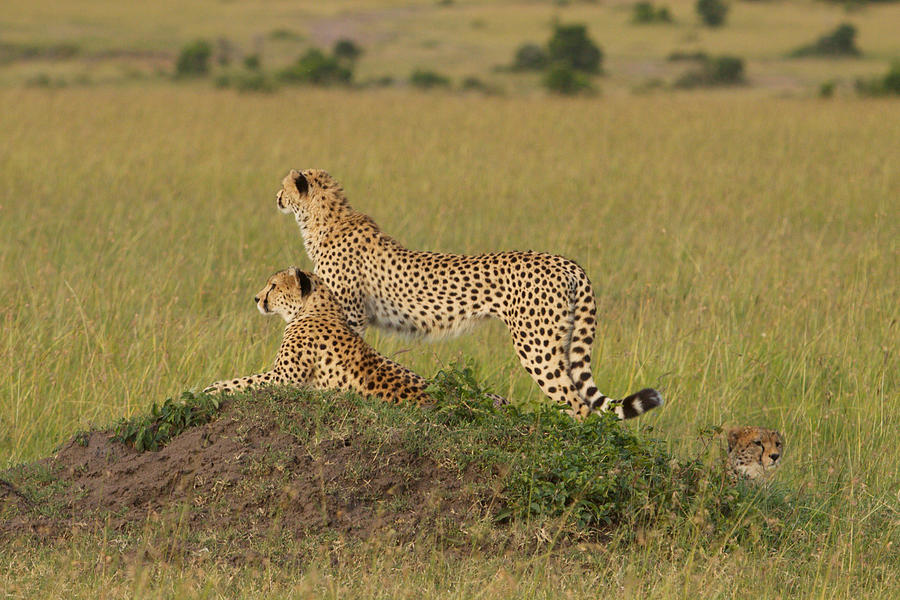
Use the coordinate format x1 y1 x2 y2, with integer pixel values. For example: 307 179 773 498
620 388 664 419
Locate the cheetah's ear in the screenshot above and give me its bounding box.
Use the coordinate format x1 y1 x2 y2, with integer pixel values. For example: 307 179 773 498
290 169 309 196
293 268 313 296
726 428 742 452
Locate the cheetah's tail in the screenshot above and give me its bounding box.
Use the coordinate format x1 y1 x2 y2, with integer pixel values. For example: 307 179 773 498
593 388 664 420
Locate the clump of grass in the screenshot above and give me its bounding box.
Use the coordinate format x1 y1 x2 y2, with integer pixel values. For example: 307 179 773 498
112 391 221 451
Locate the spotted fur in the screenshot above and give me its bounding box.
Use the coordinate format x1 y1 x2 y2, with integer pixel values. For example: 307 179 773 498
726 426 784 481
274 169 662 420
204 268 432 404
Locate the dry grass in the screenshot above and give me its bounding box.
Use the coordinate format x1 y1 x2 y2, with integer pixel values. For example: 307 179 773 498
0 83 897 596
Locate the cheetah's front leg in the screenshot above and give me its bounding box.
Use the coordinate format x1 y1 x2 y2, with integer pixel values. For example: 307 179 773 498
203 370 283 394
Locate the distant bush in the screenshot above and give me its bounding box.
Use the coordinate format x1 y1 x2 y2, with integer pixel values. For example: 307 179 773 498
215 70 277 93
243 54 261 71
696 0 728 27
818 80 836 98
512 43 548 71
333 39 363 63
856 61 900 96
547 23 603 73
278 48 352 85
410 69 451 89
791 23 861 58
668 50 709 62
461 75 489 92
175 40 212 77
675 55 745 87
268 28 304 41
543 65 593 95
632 2 673 24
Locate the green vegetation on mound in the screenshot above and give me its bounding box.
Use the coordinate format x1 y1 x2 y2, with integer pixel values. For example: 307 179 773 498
4 363 797 553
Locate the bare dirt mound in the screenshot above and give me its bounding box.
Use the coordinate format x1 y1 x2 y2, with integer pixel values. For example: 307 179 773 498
1 389 499 547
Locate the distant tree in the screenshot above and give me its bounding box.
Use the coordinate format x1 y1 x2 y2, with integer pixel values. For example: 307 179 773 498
547 24 603 73
696 0 728 27
176 40 212 77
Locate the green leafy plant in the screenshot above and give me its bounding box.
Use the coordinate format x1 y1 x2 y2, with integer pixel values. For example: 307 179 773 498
112 392 221 452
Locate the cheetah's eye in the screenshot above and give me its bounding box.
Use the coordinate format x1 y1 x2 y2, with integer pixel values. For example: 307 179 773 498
754 440 763 447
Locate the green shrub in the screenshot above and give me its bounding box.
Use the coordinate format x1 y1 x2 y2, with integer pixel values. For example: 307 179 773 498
410 69 451 89
543 65 593 95
696 0 728 27
791 23 861 58
632 2 674 24
547 23 603 73
512 43 548 71
675 55 745 88
175 40 212 77
333 39 362 63
278 48 352 85
856 61 900 96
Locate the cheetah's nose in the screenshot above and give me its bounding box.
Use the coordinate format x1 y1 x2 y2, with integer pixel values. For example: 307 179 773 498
253 296 259 304
769 453 780 461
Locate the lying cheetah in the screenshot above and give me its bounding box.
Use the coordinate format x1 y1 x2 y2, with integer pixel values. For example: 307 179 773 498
274 169 662 420
726 426 784 481
204 268 432 404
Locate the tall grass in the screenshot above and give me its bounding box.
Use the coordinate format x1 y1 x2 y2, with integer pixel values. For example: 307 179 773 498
1 87 897 596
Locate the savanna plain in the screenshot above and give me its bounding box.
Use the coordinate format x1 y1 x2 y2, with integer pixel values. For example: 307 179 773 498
1 2 899 599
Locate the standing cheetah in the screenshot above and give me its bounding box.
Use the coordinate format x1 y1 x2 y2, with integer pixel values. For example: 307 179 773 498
274 169 662 419
204 268 432 404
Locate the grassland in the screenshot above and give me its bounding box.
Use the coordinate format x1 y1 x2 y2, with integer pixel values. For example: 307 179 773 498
2 0 900 94
1 85 897 597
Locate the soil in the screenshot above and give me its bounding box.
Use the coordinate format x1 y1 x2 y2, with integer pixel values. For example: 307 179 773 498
0 392 500 550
